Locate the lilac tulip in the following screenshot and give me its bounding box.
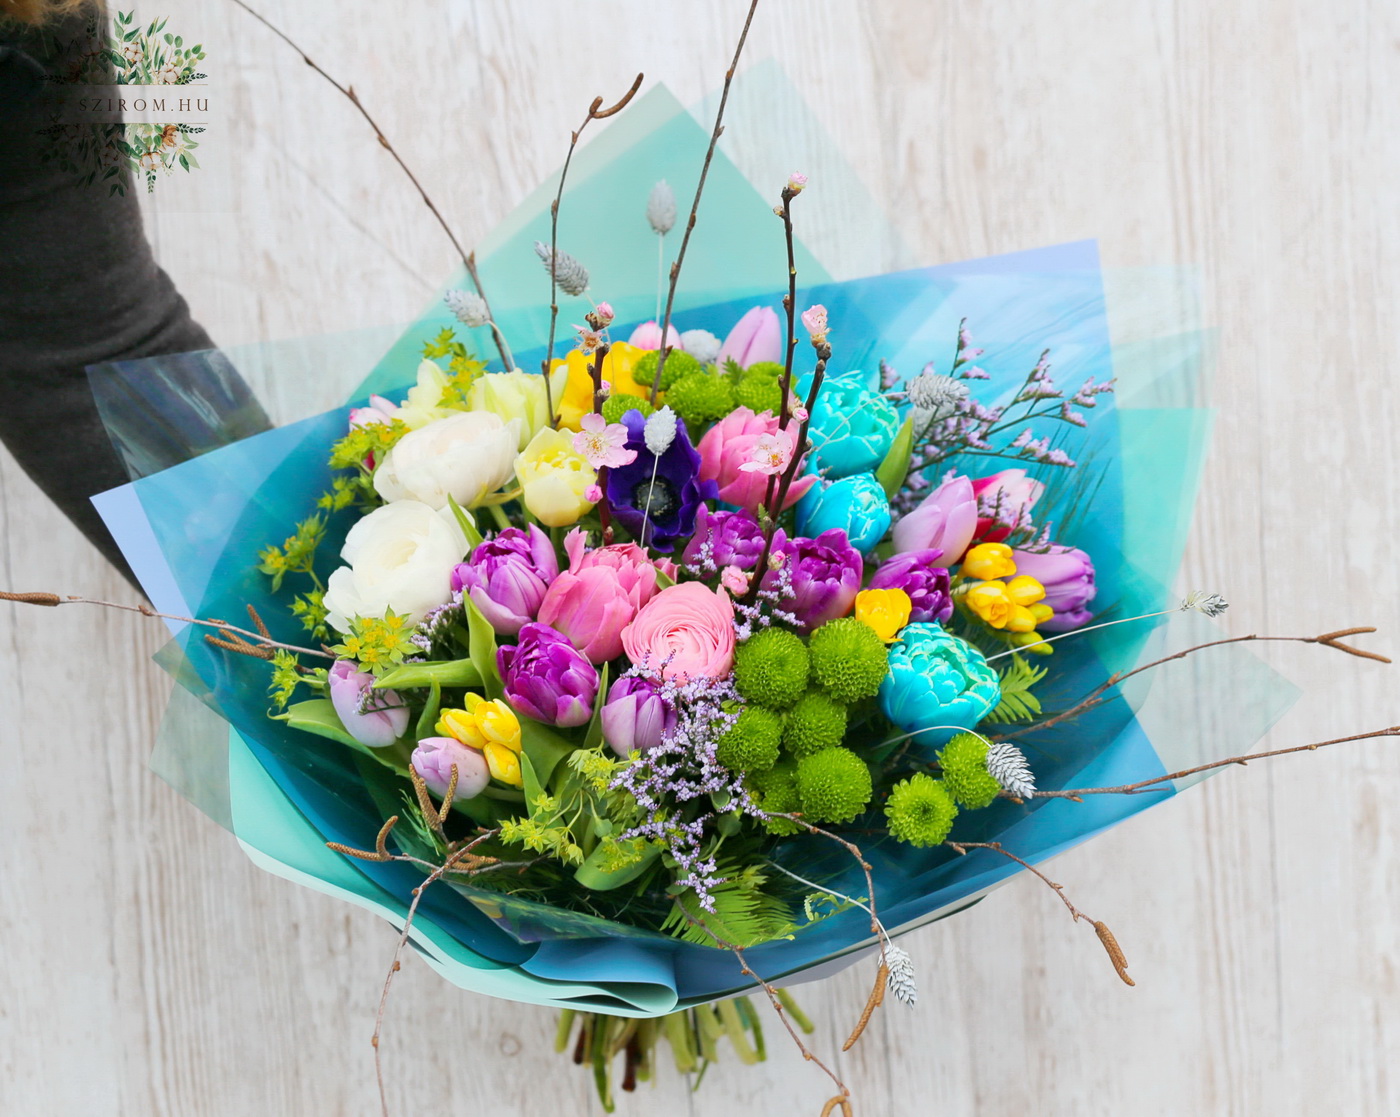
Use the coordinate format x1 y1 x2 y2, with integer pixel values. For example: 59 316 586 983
718 306 782 369
452 524 559 636
328 660 410 748
1011 545 1097 630
411 736 491 799
868 549 954 624
600 675 677 757
497 622 600 728
891 473 978 564
762 530 864 632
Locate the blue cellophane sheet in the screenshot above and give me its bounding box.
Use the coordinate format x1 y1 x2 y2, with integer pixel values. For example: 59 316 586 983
91 80 1297 1014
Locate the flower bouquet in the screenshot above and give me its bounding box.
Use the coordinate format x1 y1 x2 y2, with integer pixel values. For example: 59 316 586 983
50 8 1389 1115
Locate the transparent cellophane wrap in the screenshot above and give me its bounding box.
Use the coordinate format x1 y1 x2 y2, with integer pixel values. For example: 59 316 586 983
89 68 1297 1016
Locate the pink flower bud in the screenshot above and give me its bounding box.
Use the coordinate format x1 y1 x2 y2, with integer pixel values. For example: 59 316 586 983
787 171 808 193
595 301 615 326
328 660 410 748
801 304 829 344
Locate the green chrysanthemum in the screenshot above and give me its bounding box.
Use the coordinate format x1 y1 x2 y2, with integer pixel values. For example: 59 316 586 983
734 627 810 709
600 393 655 424
733 372 784 415
781 690 848 758
809 617 889 703
749 764 803 836
666 372 735 428
795 746 872 824
937 732 1001 809
716 707 783 772
745 361 785 381
885 773 958 847
632 348 701 392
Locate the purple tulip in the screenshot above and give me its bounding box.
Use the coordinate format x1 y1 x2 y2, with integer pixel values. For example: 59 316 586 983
868 549 954 624
763 530 864 632
600 675 677 757
1010 545 1097 630
718 306 782 369
452 524 559 636
497 622 600 728
411 736 491 799
891 473 978 564
681 506 785 571
328 660 410 748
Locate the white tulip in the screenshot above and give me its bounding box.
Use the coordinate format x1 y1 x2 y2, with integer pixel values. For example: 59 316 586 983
373 410 520 510
322 501 469 633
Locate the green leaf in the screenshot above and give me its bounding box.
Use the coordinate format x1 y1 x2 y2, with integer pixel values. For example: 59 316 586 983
517 718 574 790
415 680 442 742
519 751 544 811
876 415 915 500
582 664 608 752
986 653 1049 724
573 841 661 891
465 598 502 699
446 494 482 551
376 658 482 691
277 699 361 750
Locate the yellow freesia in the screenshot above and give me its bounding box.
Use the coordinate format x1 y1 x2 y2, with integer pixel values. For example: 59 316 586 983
514 427 598 527
552 341 651 431
854 587 912 644
961 542 1017 581
964 576 1047 634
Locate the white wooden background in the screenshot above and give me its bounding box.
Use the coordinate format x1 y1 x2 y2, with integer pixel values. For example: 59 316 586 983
2 1 1398 1113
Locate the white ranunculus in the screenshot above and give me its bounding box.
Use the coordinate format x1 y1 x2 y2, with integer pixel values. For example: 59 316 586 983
468 367 568 450
322 501 469 633
373 410 520 509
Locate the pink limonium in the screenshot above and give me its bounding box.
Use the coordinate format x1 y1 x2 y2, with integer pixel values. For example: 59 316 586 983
696 407 816 515
891 472 979 566
328 660 410 748
738 426 795 476
718 306 782 369
573 412 638 470
800 304 829 346
628 320 684 351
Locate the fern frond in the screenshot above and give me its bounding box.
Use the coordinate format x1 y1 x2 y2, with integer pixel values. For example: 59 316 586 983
987 653 1048 724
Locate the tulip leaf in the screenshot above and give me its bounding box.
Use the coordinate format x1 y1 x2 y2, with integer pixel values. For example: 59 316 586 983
376 658 482 691
518 718 574 789
415 680 442 742
876 415 915 500
519 751 544 810
573 840 662 891
446 494 482 551
465 598 503 699
277 699 407 774
582 664 609 753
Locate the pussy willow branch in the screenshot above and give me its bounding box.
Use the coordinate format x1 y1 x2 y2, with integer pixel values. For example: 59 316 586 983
0 591 331 659
541 76 644 423
649 0 762 405
999 627 1389 741
946 840 1134 986
227 0 511 370
1023 725 1400 801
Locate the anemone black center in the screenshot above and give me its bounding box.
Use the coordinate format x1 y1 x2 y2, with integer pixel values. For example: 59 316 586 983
632 477 678 519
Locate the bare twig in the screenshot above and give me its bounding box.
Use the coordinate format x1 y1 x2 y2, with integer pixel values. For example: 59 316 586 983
1001 628 1389 741
0 591 332 659
947 840 1134 986
587 342 615 543
541 76 644 422
1025 725 1400 800
649 0 762 404
227 0 511 370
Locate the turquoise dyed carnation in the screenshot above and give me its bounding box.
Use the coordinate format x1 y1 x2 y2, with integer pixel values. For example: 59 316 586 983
795 472 893 554
880 623 1001 748
798 370 900 478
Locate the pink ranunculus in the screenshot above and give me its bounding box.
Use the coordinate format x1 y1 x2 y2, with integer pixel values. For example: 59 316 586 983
621 582 736 682
971 468 1045 542
891 473 978 566
536 530 670 662
696 407 816 515
718 306 782 369
627 320 684 351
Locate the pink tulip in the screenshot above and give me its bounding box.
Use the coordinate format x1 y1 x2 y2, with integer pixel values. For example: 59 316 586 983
328 660 410 748
627 320 684 350
697 407 816 514
890 473 978 565
970 469 1045 542
348 394 396 429
536 530 670 662
718 306 782 369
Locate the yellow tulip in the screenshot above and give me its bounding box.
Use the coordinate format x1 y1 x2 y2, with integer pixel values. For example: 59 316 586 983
436 695 523 786
553 342 650 431
514 427 599 527
961 542 1017 581
482 742 523 788
854 587 912 644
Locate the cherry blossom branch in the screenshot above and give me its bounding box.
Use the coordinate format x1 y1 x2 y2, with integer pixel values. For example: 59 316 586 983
227 0 511 370
649 0 763 405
